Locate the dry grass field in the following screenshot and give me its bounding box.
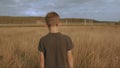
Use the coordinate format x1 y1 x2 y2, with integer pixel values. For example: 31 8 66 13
0 25 120 68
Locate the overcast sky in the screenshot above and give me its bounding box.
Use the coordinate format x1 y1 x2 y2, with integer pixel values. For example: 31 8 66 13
0 0 120 21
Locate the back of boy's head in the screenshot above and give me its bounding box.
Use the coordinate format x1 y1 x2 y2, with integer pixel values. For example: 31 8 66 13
45 12 60 27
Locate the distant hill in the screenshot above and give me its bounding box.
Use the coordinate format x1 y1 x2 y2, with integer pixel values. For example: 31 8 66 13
0 16 44 24
0 16 119 25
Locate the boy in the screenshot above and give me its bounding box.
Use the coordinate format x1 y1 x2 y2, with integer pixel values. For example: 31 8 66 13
38 12 74 68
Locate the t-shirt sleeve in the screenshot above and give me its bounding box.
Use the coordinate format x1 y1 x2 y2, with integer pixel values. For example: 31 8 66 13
38 38 45 52
66 36 74 51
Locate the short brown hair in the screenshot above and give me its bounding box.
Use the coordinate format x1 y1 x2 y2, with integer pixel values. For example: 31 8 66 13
45 12 60 27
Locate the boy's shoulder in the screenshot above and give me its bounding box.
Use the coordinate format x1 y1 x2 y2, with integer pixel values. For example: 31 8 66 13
60 33 71 39
40 33 71 41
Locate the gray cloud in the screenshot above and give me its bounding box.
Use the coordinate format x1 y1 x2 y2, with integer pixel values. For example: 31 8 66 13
0 0 120 21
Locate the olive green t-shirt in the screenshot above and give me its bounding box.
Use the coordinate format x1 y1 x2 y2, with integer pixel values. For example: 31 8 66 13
38 32 74 68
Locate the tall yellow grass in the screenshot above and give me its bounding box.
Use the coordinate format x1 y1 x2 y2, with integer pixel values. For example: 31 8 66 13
0 25 120 68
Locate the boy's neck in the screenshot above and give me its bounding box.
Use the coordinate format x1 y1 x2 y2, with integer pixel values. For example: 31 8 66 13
49 26 59 33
